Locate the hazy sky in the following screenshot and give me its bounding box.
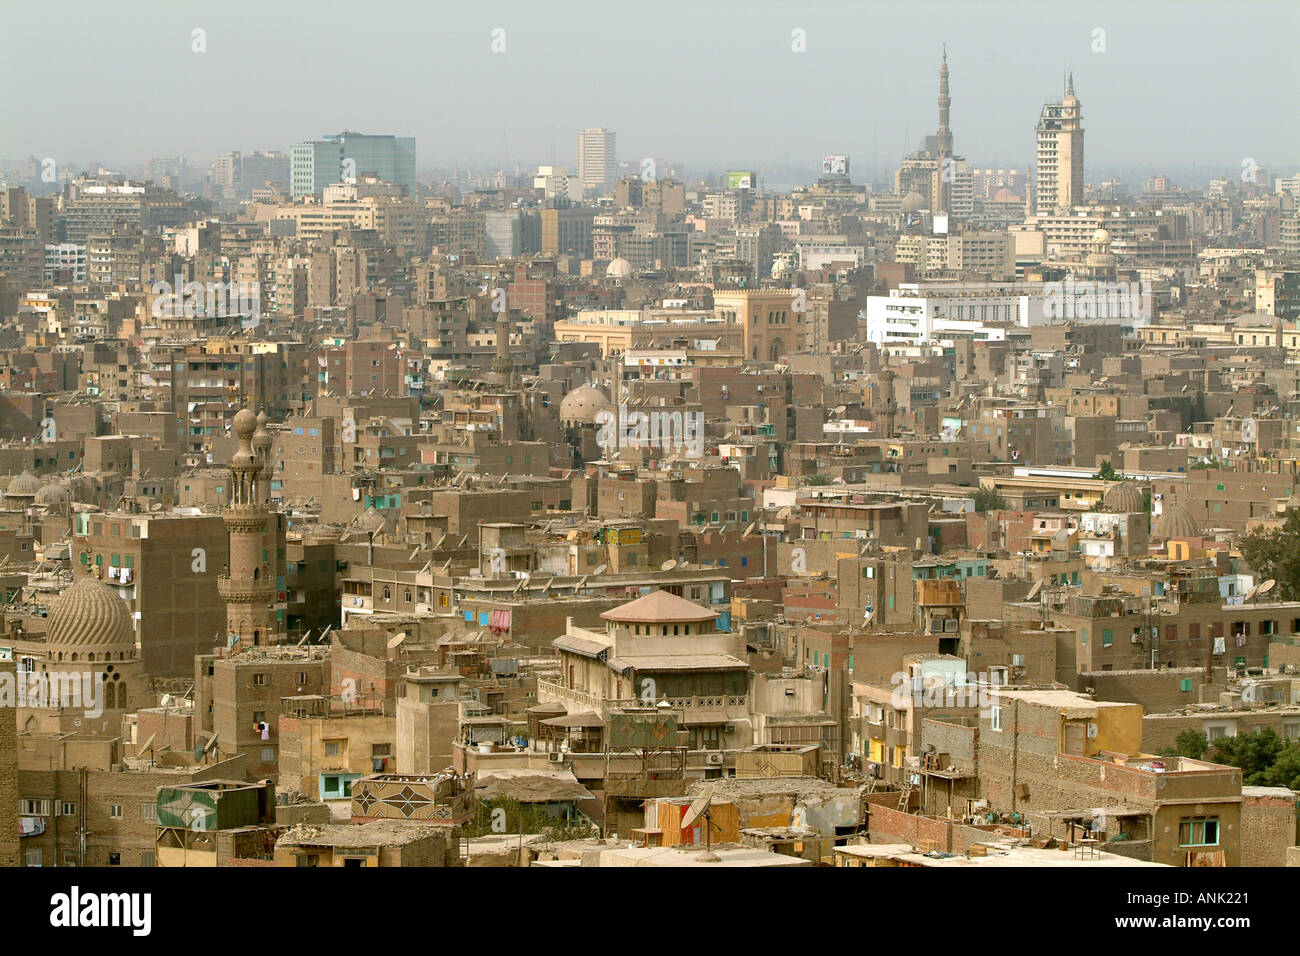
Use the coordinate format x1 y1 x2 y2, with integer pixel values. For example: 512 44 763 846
3 0 1296 178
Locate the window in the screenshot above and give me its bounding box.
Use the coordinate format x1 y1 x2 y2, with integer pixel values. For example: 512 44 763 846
25 848 42 867
59 802 75 817
141 803 157 821
252 673 269 687
1178 817 1219 847
261 747 276 763
140 851 156 868
107 852 121 866
109 805 123 819
324 740 342 757
20 800 50 816
1102 629 1114 648
991 704 1002 731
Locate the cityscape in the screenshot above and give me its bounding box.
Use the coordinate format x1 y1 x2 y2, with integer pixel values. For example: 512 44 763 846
0 0 1298 913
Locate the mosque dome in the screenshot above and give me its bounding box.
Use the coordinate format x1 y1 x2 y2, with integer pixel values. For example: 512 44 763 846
1101 481 1145 513
6 470 42 497
900 191 927 214
35 483 69 506
47 577 135 653
1154 502 1200 540
607 257 633 279
560 383 609 425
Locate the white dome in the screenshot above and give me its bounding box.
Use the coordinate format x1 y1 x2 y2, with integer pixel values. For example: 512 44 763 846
607 257 633 279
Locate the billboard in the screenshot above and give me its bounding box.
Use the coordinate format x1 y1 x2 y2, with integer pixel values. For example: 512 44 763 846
822 154 849 176
726 170 757 190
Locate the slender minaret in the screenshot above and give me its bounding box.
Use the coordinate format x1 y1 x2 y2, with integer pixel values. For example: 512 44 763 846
934 48 953 217
936 47 953 156
492 310 513 387
218 409 279 651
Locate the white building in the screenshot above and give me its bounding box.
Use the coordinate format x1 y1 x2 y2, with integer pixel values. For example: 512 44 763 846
577 128 617 193
43 243 87 283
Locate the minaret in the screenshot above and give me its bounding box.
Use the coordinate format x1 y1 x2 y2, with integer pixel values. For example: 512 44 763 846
936 47 953 156
217 408 279 651
491 310 513 387
934 48 953 217
879 349 898 440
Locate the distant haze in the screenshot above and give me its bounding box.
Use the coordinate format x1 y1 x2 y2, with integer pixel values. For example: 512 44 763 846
3 0 1296 179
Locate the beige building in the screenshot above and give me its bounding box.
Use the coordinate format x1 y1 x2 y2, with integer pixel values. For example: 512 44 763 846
1034 76 1085 216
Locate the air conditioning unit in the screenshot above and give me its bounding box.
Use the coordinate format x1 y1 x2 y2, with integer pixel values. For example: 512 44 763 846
706 753 723 765
548 751 565 763
724 724 736 734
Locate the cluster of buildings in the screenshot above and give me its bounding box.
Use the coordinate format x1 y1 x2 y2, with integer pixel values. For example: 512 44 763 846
0 50 1298 870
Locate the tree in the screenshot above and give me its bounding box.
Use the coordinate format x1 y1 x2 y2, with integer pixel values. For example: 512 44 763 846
1164 729 1208 760
1094 460 1119 481
1240 509 1300 601
972 487 1008 513
805 473 833 486
1207 728 1286 785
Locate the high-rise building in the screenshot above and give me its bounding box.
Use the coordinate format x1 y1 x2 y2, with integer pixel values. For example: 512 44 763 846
578 128 617 193
1035 75 1085 216
291 133 416 198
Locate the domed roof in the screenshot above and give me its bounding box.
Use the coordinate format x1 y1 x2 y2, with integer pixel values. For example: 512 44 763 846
47 577 135 652
1091 227 1111 244
991 187 1018 203
1102 481 1145 513
35 483 69 505
1154 502 1200 540
560 383 608 424
6 470 42 497
607 257 633 279
600 589 718 624
232 408 258 440
900 191 927 213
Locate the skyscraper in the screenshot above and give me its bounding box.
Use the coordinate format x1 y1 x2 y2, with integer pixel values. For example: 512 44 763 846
578 128 617 193
1035 75 1085 216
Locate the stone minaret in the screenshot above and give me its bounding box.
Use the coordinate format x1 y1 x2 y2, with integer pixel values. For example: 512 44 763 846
492 310 514 387
936 48 953 156
218 408 279 651
879 349 898 440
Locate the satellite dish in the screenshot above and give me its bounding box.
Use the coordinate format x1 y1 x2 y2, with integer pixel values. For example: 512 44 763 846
1259 579 1276 597
593 564 608 575
387 632 407 649
680 783 714 831
678 560 691 570
138 733 157 756
1241 584 1259 604
661 559 677 571
680 784 721 863
743 522 757 538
